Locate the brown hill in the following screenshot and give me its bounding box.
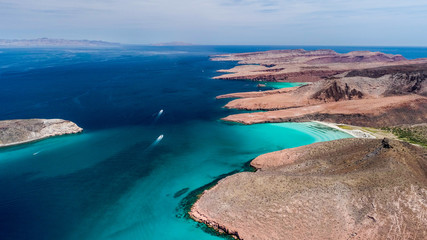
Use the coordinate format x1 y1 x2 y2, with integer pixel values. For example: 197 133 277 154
219 62 427 127
221 95 427 127
221 63 427 111
212 49 427 82
190 138 427 240
192 49 427 240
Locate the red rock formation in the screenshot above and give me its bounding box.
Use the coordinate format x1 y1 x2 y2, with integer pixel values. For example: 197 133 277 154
189 49 427 240
212 49 427 83
218 61 427 127
222 95 427 127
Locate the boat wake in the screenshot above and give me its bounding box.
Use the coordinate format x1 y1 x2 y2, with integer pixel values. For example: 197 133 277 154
145 134 164 152
152 109 164 124
33 150 42 156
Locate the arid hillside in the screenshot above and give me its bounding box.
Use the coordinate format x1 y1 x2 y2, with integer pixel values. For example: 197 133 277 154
215 52 427 127
191 138 427 240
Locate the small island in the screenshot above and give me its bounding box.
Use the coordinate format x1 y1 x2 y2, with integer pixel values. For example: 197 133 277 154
0 119 83 147
189 49 427 239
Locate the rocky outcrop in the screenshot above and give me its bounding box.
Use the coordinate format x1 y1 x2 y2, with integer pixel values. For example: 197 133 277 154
385 71 427 96
345 63 427 78
218 70 346 82
221 63 427 111
0 119 83 147
193 49 427 240
305 51 407 64
312 81 364 101
222 95 427 127
345 64 427 97
190 138 427 240
216 87 299 99
218 60 427 127
212 49 427 82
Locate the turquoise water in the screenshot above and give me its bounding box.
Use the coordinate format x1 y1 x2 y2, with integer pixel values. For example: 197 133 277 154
0 121 351 240
260 81 306 89
0 45 426 240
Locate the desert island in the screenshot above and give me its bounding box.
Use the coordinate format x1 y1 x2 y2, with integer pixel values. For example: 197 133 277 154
0 119 82 147
190 49 427 239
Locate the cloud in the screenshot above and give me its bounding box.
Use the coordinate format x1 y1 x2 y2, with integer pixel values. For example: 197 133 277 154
0 0 427 45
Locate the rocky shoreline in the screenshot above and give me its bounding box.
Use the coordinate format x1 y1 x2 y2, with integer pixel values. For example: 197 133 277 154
0 119 83 147
190 138 427 240
221 95 427 127
312 121 376 139
211 49 427 82
189 49 427 239
214 50 427 127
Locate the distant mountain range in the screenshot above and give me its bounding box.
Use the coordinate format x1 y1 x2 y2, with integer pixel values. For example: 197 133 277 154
0 38 121 47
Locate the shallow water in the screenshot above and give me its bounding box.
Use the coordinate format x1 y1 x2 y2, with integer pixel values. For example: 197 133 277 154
0 45 426 240
260 81 306 89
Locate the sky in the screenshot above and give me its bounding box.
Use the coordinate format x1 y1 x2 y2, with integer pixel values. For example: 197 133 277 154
1 0 427 46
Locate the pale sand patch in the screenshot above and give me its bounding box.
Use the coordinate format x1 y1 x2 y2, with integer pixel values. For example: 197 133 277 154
313 121 376 139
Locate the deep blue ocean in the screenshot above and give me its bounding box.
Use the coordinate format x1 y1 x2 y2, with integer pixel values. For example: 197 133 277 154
0 45 426 240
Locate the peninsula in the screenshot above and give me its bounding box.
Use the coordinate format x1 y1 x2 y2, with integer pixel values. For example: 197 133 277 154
190 49 427 239
212 49 427 82
214 50 427 126
191 138 427 239
0 119 83 147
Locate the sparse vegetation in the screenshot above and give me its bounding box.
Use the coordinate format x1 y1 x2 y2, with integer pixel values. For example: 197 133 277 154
361 127 382 134
337 124 354 130
382 125 427 148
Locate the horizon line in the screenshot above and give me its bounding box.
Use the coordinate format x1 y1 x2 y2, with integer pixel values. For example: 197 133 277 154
1 38 427 48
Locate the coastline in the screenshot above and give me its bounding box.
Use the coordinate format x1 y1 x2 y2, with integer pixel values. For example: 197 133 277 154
178 160 256 239
1 46 426 240
190 138 427 240
312 121 375 138
186 122 355 239
0 119 83 148
189 48 427 239
183 120 357 238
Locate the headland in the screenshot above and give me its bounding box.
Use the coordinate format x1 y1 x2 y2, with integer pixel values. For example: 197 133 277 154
190 138 427 239
190 49 427 239
214 50 427 127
